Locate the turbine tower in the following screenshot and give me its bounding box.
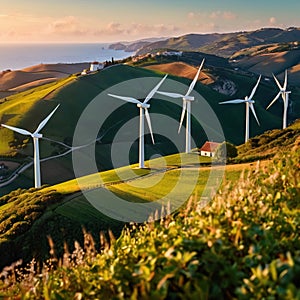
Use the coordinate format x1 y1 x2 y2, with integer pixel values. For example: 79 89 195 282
157 59 205 153
108 75 167 169
266 70 291 129
219 75 261 143
1 105 60 188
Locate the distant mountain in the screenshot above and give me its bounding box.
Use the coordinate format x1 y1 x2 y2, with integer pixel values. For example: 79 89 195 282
109 37 168 52
133 27 300 57
230 42 300 85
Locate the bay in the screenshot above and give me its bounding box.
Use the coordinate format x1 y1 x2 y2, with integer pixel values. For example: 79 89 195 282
0 43 133 71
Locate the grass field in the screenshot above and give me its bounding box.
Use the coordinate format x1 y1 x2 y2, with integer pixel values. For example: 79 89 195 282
0 76 75 154
0 62 295 195
46 152 255 225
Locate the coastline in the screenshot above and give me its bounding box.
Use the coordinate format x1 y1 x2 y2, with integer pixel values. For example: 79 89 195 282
0 43 133 71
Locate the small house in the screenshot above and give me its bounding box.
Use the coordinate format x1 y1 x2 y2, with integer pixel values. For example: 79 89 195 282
90 61 104 72
199 141 220 157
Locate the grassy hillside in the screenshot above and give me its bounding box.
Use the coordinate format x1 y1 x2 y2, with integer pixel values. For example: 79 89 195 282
1 149 299 299
230 43 300 85
0 63 89 93
1 62 298 194
235 119 300 162
0 76 75 154
0 150 248 269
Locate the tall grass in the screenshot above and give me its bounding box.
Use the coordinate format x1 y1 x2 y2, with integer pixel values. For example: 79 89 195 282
0 149 299 299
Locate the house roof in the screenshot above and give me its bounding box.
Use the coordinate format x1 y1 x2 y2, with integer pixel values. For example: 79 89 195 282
200 141 220 152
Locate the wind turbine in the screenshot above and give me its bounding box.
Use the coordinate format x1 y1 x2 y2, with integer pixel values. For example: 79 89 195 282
266 70 291 129
219 75 261 143
108 75 167 169
1 105 60 188
156 59 205 153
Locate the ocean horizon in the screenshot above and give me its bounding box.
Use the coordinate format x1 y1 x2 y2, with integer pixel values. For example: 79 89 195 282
0 43 133 71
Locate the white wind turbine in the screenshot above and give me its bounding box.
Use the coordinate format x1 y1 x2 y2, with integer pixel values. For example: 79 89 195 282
108 75 167 169
1 105 60 188
156 59 205 153
266 70 291 129
219 75 261 143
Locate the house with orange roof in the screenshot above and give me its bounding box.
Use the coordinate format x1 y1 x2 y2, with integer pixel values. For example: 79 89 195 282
199 141 221 157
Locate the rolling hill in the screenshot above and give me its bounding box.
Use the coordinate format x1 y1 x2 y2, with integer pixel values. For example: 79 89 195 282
0 151 253 269
0 120 299 272
0 63 89 98
144 62 214 85
134 27 300 57
229 43 300 85
1 60 299 194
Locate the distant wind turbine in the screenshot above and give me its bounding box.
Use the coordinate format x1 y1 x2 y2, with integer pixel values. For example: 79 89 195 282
156 59 205 153
219 75 261 143
266 70 291 129
1 105 60 188
108 75 167 168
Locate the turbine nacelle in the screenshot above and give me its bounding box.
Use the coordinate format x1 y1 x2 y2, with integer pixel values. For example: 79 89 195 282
32 133 43 139
137 103 150 109
245 98 255 104
183 96 194 101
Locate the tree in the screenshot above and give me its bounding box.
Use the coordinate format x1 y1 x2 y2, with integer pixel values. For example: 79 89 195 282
215 142 238 163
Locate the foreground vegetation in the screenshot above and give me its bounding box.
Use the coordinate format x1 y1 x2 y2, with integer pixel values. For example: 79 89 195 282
0 149 299 299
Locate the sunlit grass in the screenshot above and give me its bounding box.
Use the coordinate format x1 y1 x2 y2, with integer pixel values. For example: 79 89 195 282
0 76 75 154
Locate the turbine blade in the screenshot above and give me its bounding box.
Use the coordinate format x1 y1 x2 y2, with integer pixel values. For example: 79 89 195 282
248 75 261 100
283 69 288 90
156 91 184 98
178 100 187 133
1 124 32 136
219 99 245 104
144 74 168 104
186 58 205 96
266 92 281 110
249 103 260 125
144 108 155 144
108 93 141 104
272 73 283 90
34 104 60 134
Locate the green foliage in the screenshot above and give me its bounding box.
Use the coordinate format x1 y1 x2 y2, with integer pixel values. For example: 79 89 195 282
0 151 299 299
215 142 238 163
236 122 300 163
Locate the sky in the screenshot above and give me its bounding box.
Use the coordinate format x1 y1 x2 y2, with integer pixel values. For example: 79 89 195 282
0 0 299 43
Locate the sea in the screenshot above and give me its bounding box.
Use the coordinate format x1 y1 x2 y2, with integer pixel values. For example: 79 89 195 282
0 43 133 71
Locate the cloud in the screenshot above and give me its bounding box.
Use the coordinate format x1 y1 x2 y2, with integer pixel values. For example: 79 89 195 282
94 22 127 36
210 11 237 21
94 22 180 39
48 16 86 35
188 12 195 19
269 17 277 25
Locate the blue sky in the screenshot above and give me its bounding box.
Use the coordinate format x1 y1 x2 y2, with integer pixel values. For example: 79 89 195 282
0 0 299 42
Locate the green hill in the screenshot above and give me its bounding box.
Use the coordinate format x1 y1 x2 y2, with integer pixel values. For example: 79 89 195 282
0 113 299 269
1 148 299 299
235 119 300 162
1 62 298 194
0 151 239 269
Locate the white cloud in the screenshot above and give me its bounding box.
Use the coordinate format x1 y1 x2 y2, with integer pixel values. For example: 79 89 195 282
48 16 86 36
188 12 195 19
210 11 237 21
94 22 180 39
269 17 277 25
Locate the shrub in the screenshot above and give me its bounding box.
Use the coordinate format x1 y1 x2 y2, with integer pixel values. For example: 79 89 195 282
215 141 238 162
